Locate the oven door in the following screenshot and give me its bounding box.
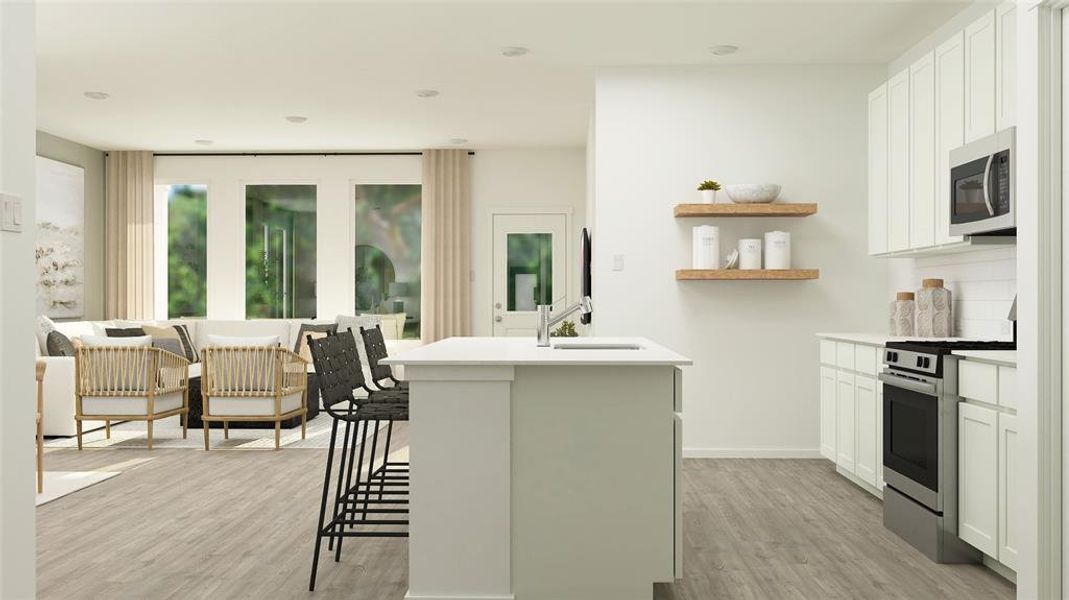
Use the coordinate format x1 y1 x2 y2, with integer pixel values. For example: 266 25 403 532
879 372 941 511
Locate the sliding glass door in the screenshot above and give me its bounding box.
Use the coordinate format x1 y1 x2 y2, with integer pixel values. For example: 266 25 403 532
354 184 421 339
245 184 317 318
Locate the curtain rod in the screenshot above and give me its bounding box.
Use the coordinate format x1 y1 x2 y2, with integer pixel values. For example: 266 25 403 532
147 151 475 157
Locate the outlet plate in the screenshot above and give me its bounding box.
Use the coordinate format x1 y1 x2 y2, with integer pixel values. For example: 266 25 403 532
0 192 22 233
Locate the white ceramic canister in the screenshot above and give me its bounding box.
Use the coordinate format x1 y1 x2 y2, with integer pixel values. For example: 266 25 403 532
763 230 791 269
889 291 915 336
916 278 952 337
738 238 762 270
692 225 720 269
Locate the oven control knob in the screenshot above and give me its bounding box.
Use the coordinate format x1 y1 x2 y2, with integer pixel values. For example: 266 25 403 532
916 357 924 368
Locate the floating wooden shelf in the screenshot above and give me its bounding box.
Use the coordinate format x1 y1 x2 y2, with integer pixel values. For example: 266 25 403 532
676 269 821 281
673 203 818 218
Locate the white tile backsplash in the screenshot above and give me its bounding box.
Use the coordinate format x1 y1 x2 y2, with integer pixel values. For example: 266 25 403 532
888 246 1016 340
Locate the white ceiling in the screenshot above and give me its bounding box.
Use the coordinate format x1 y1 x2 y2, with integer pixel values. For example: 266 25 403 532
36 1 971 151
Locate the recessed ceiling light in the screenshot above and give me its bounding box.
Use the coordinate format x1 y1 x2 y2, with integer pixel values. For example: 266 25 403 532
415 89 440 98
194 139 214 146
710 45 739 57
285 115 308 124
84 91 110 100
501 46 529 57
450 138 469 145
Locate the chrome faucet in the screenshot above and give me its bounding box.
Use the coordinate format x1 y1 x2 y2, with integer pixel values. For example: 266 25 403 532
536 296 593 347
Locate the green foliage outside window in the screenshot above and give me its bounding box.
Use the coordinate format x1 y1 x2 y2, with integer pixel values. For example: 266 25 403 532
167 185 207 318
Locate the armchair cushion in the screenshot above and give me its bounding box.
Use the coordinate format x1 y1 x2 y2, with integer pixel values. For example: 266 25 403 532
205 334 280 348
208 391 303 417
81 391 184 417
80 335 152 348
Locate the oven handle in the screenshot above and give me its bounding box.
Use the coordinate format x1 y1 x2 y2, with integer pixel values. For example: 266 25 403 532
981 153 996 216
878 372 938 396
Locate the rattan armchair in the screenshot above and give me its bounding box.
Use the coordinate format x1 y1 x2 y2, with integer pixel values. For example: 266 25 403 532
201 346 309 450
75 347 190 450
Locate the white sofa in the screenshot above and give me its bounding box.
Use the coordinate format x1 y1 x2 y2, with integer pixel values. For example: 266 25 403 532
36 319 421 436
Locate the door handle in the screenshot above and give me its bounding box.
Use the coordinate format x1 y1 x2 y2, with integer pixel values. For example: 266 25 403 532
981 154 996 217
495 316 503 323
495 302 502 309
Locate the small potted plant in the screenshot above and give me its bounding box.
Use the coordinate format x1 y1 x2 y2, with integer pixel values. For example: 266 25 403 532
697 180 721 204
551 320 579 338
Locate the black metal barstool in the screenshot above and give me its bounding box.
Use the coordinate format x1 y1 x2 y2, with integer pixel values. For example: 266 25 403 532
360 324 409 391
307 330 409 592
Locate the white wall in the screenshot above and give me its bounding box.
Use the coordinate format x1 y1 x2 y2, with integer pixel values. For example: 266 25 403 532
594 65 888 456
0 1 37 596
153 154 421 320
470 148 586 336
888 247 1016 340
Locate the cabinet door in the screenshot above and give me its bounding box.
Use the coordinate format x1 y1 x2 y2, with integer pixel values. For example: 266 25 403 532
964 9 997 143
887 68 911 252
959 402 998 556
855 375 879 487
868 83 890 255
909 52 936 249
876 382 884 490
998 412 1019 570
935 32 966 246
820 366 837 461
995 2 1016 130
836 371 856 472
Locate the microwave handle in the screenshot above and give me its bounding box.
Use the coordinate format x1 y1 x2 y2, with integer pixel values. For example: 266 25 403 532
981 154 996 217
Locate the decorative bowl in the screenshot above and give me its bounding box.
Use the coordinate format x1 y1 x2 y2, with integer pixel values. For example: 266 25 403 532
724 183 782 204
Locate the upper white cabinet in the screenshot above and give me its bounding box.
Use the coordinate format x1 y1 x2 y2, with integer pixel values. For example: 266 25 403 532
935 33 966 247
909 52 936 249
995 3 1017 131
867 84 889 255
868 3 1016 257
887 68 911 253
964 9 996 143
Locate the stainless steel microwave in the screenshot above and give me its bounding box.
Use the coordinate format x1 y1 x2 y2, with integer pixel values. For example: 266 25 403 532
949 128 1015 236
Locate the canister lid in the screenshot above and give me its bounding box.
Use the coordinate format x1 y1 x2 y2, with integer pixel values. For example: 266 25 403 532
896 292 915 301
922 278 944 289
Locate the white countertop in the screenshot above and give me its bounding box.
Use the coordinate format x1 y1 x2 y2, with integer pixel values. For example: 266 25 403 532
381 336 692 367
816 332 1005 346
954 350 1017 364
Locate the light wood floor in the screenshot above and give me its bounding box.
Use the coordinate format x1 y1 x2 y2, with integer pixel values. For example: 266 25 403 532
38 444 1014 599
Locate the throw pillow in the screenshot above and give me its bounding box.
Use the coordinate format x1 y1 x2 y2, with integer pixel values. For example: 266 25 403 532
106 327 147 337
79 335 152 348
293 322 338 354
298 331 330 363
205 334 281 348
172 324 199 364
46 330 76 357
36 315 57 354
152 337 186 359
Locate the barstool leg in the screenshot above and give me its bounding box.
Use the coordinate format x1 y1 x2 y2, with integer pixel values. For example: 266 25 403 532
328 416 354 552
378 419 395 501
336 418 370 563
309 417 340 591
362 421 382 522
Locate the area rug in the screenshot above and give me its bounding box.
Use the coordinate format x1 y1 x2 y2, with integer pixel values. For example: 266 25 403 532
36 471 119 506
43 414 388 450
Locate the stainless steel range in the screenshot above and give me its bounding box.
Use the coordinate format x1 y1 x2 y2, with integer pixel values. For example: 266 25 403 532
879 339 1014 563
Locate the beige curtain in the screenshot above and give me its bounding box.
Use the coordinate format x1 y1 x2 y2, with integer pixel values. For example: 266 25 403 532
421 149 472 343
105 151 154 320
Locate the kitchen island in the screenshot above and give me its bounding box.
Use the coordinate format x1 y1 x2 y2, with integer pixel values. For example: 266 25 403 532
382 337 691 600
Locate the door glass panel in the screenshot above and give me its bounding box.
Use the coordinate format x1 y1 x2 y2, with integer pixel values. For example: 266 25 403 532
354 184 421 339
166 184 207 318
506 233 552 311
245 184 317 318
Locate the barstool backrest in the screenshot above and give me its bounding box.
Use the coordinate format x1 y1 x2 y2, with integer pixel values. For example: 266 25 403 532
307 331 367 418
359 324 394 383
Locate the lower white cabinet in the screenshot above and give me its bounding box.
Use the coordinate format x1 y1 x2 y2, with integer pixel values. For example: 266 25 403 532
959 402 999 557
818 337 884 497
836 371 856 472
997 412 1020 570
820 366 837 460
855 374 879 488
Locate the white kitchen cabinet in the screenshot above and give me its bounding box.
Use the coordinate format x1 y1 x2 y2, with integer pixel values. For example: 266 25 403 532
935 32 966 246
910 52 936 249
995 2 1016 131
820 366 837 461
887 68 911 252
959 401 999 557
868 83 889 255
854 374 879 488
876 382 884 491
836 371 856 473
998 411 1019 570
998 366 1017 410
964 9 996 143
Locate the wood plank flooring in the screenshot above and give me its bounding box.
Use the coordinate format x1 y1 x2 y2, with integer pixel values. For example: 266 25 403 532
38 443 1014 599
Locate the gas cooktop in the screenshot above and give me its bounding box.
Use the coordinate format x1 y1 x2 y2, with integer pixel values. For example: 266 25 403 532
885 340 1016 355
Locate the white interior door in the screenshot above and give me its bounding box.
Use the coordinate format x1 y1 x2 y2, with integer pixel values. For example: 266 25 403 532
492 213 567 336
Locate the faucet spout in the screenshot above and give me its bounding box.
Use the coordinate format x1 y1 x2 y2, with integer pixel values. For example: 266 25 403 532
536 296 592 347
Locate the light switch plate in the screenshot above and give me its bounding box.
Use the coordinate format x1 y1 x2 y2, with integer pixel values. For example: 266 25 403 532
0 192 22 233
612 254 625 272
